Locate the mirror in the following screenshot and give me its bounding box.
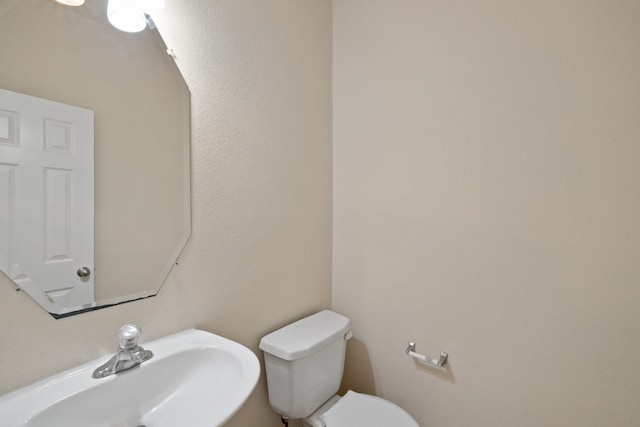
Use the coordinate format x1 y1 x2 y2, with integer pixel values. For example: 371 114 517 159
0 0 190 317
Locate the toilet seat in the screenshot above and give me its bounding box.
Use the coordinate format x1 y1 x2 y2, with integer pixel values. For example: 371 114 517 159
319 390 419 427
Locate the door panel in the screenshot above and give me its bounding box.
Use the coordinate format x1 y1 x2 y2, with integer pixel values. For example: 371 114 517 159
0 88 94 315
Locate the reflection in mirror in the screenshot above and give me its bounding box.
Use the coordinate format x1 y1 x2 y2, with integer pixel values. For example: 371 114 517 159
0 88 96 314
0 0 190 317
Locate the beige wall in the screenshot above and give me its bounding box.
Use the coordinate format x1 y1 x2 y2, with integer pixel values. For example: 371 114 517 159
333 1 640 426
0 1 332 426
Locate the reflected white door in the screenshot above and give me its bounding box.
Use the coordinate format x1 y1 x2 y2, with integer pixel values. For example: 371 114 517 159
0 88 94 315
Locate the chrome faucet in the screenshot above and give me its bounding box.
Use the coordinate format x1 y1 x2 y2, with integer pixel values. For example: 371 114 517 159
92 324 154 379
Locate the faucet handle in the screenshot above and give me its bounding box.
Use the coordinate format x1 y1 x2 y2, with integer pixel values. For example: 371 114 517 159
118 324 142 350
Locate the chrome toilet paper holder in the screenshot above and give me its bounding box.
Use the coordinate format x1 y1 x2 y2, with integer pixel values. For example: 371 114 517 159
406 341 448 368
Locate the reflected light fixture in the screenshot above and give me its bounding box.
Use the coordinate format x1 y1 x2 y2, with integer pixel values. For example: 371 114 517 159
55 0 85 5
107 0 165 33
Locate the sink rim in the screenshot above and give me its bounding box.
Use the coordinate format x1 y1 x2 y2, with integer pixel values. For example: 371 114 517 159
0 328 260 427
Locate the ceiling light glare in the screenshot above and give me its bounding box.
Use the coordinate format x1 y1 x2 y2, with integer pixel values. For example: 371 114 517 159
55 0 85 6
141 0 165 14
107 0 146 33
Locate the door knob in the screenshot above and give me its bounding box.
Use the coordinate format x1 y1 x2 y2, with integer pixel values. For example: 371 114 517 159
77 267 91 278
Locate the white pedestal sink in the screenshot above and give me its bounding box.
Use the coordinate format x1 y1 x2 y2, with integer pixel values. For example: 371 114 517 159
0 329 260 427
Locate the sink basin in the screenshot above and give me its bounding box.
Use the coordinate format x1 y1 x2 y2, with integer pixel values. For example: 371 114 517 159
0 329 260 427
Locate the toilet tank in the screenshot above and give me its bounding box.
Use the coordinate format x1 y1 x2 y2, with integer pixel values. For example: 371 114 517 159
259 310 351 419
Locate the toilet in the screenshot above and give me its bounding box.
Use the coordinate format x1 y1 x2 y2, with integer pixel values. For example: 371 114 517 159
259 310 419 427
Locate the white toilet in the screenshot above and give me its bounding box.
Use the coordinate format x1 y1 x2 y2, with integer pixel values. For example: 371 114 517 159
259 310 420 427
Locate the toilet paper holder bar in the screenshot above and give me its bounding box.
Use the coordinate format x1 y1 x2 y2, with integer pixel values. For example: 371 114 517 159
406 341 448 368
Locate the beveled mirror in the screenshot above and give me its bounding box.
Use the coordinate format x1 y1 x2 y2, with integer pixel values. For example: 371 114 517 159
0 0 190 317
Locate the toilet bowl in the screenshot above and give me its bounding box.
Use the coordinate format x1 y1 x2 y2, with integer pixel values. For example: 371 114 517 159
304 390 419 427
259 310 420 426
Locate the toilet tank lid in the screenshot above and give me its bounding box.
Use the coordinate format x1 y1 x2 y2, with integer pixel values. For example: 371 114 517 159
259 310 351 361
